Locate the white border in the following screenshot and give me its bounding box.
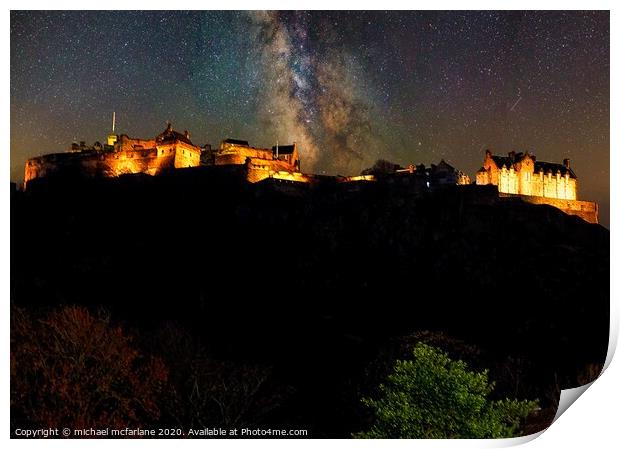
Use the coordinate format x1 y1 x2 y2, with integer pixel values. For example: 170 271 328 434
3 2 616 448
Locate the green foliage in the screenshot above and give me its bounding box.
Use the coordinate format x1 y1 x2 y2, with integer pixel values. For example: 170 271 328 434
355 343 538 439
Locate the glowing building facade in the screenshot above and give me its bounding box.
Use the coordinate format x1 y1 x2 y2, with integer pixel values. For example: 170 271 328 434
24 123 203 187
476 150 577 200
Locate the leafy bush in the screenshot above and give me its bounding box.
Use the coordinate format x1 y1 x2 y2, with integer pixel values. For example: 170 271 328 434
355 343 538 438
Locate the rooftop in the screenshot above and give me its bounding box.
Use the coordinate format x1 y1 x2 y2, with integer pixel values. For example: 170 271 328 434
155 123 194 146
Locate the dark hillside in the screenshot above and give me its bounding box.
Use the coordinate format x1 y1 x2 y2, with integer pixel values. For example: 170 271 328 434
11 169 609 436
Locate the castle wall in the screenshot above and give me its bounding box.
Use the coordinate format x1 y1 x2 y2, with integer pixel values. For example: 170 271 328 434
480 159 577 201
24 131 207 188
498 167 519 194
482 157 500 185
24 148 178 187
531 171 576 200
173 141 202 169
530 172 543 197
214 153 247 166
476 170 490 185
220 144 273 160
499 193 598 224
210 148 299 183
101 148 176 176
25 153 85 184
246 159 305 183
117 136 157 152
246 166 270 183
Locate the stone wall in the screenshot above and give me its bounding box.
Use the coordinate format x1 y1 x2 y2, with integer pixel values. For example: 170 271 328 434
246 159 307 183
530 171 576 200
173 141 202 169
499 193 598 224
497 166 519 194
101 148 176 177
24 148 178 187
210 148 299 183
220 144 273 160
214 153 247 166
25 153 78 184
117 135 157 152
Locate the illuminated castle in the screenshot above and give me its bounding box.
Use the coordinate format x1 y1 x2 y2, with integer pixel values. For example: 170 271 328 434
203 138 306 183
24 117 302 187
21 118 599 224
476 150 576 200
25 122 202 186
475 150 597 223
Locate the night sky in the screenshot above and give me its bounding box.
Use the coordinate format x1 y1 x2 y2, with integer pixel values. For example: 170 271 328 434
10 11 610 225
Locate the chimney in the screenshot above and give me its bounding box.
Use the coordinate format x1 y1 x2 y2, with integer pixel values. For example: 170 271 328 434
563 158 570 168
508 151 516 160
184 130 190 139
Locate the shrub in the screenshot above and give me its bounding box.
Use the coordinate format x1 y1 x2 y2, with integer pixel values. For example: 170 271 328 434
11 306 168 429
355 343 538 438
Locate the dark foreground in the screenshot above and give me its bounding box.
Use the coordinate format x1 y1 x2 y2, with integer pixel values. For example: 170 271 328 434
10 168 610 437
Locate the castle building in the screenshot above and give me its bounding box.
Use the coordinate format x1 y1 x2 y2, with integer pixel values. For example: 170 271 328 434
203 138 302 183
476 150 598 223
476 150 577 200
427 159 471 186
361 159 471 188
24 120 304 187
24 123 203 187
20 122 599 224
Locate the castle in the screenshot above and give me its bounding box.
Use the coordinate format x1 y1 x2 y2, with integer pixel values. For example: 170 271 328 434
475 150 597 223
476 150 576 200
202 138 304 183
24 122 302 187
22 120 599 224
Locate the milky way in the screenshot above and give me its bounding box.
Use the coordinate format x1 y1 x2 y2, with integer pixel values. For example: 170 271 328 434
10 11 610 225
249 11 378 174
